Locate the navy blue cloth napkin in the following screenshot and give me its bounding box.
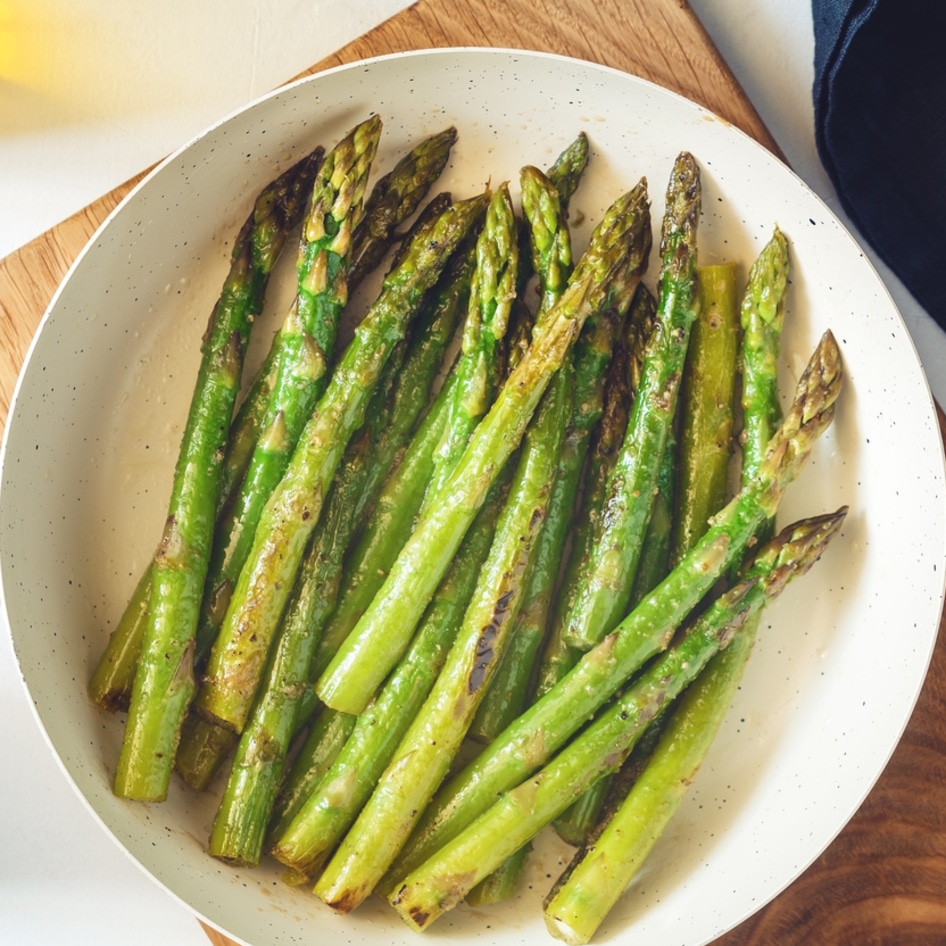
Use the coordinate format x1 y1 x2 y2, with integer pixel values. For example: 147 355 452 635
812 0 946 328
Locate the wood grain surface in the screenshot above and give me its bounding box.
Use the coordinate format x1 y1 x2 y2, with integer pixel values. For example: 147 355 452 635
3 1 944 944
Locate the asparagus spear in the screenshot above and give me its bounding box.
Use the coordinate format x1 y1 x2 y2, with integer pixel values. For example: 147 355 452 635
389 508 848 931
385 329 842 882
740 227 791 485
466 158 636 744
545 131 590 209
561 151 702 652
531 285 657 703
182 201 466 793
424 183 519 505
313 346 571 912
177 122 424 795
551 294 668 846
464 844 532 906
105 152 324 800
177 194 456 790
349 126 458 287
88 566 154 714
670 261 740 564
194 191 490 735
628 423 676 604
521 164 575 323
195 115 382 666
173 712 238 792
87 152 321 714
217 334 283 514
467 163 577 744
314 179 653 717
559 233 785 817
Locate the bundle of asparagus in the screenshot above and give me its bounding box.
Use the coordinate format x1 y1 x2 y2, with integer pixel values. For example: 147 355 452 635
91 113 847 943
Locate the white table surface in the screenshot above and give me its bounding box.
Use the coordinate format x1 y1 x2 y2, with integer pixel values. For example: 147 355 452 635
3 2 945 944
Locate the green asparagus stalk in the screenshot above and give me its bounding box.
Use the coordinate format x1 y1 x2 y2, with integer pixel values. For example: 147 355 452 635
385 329 842 882
740 227 791 486
628 425 677 604
174 134 448 790
313 354 570 912
544 331 643 848
512 132 588 303
194 191 489 735
269 480 509 879
174 713 238 792
508 289 661 845
522 164 575 324
670 261 740 564
88 151 321 714
389 507 848 931
424 183 519 505
467 163 576 744
532 285 657 702
109 150 324 801
217 333 283 514
544 553 833 946
195 115 382 667
480 325 615 870
314 179 652 718
561 151 702 652
552 423 677 841
349 126 458 287
88 566 153 714
464 162 599 890
616 233 787 795
545 132 590 209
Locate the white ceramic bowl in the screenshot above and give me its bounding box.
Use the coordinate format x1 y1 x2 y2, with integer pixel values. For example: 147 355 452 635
3 47 945 946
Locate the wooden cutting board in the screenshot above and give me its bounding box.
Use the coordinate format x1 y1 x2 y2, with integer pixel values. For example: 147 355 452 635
3 1 945 944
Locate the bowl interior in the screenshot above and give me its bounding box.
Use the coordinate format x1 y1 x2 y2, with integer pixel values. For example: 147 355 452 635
2 47 945 946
